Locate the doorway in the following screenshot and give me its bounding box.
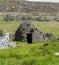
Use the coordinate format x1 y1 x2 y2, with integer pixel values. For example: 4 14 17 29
27 34 32 43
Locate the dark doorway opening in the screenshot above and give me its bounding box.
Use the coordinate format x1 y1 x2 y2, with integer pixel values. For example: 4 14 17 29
27 34 32 43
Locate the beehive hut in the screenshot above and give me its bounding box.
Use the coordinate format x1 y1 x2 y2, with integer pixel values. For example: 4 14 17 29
15 21 45 43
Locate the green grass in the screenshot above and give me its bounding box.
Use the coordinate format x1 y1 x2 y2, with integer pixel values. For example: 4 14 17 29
0 16 24 34
0 21 19 34
0 41 59 65
33 21 59 37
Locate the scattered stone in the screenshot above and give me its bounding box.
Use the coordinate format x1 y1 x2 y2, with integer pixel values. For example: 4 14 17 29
4 14 15 21
0 32 16 49
54 52 59 56
45 33 56 40
8 42 16 48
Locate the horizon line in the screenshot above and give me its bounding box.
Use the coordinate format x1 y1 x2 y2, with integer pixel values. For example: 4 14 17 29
26 0 59 3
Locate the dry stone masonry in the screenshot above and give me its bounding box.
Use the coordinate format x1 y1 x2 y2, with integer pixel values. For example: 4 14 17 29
15 21 56 43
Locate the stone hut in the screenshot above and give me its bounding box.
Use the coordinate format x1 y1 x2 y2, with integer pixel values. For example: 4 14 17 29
14 21 45 43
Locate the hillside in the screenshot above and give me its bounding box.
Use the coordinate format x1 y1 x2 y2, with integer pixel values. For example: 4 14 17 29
23 1 59 13
0 1 59 13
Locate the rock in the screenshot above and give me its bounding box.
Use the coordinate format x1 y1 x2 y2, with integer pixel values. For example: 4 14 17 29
45 33 56 40
8 42 16 48
4 14 15 21
54 52 59 56
0 32 16 49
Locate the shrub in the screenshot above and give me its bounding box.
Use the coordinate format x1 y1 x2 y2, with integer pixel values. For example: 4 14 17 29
31 26 36 32
19 29 24 34
0 30 3 36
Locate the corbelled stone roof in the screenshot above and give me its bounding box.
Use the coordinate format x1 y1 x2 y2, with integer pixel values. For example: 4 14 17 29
18 21 41 33
14 21 56 42
14 21 43 41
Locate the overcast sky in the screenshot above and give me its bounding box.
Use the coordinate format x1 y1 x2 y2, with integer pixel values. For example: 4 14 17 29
26 0 59 2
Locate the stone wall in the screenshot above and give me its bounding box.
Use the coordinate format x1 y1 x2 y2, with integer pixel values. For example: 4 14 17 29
32 31 44 42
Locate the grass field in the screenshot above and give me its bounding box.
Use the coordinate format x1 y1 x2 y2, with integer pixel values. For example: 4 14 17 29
0 19 59 37
0 16 59 65
33 21 59 37
0 21 19 34
0 41 59 65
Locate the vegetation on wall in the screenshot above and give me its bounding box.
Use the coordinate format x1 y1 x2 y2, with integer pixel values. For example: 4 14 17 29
19 29 24 34
31 26 36 33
